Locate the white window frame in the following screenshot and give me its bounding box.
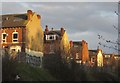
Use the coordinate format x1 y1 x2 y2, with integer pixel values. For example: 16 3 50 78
105 55 110 58
91 58 95 63
2 33 7 43
46 35 56 40
12 31 18 43
76 53 79 59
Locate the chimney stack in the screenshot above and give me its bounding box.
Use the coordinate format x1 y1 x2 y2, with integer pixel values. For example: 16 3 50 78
70 41 73 47
45 25 49 34
82 40 85 45
27 10 33 20
37 14 41 19
61 27 64 36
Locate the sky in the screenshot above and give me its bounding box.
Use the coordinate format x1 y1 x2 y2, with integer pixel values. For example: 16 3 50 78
1 2 119 54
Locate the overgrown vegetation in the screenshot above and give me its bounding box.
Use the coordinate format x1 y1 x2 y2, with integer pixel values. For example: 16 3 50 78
2 49 18 81
2 50 119 81
2 50 56 81
43 53 119 81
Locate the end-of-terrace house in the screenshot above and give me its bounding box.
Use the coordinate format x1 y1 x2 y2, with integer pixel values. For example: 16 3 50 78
89 48 104 67
44 25 70 59
0 10 44 67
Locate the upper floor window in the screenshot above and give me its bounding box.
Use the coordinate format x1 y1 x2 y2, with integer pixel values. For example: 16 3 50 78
46 35 56 40
104 55 110 58
76 53 79 59
2 33 7 43
12 32 18 43
74 45 78 48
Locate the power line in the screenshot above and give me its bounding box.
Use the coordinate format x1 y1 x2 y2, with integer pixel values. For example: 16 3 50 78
98 42 119 52
98 34 120 45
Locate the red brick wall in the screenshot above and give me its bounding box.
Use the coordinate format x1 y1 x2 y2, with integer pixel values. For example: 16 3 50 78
81 40 89 63
44 41 60 55
1 27 24 50
44 43 51 54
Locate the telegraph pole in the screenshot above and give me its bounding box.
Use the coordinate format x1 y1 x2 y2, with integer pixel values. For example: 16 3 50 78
118 1 120 55
115 2 120 54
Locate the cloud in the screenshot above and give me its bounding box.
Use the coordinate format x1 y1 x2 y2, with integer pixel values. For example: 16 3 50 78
1 0 119 2
1 2 118 53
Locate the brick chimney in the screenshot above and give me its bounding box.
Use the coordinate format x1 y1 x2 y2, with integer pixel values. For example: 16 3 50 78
37 14 41 19
82 40 85 45
97 49 102 53
27 10 33 20
45 25 49 34
61 27 64 36
70 40 73 47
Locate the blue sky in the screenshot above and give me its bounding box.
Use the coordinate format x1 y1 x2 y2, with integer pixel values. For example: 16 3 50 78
1 2 119 54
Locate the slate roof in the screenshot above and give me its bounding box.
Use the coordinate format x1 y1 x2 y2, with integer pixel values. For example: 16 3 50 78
73 41 82 46
46 30 62 36
44 30 65 36
89 50 98 57
0 13 28 28
89 50 97 53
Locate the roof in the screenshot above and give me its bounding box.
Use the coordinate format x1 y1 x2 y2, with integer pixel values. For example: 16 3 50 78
89 50 97 53
44 30 65 36
89 50 98 57
0 13 28 28
47 30 61 36
73 41 82 46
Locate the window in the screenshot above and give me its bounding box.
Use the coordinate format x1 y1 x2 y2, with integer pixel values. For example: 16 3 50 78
91 58 95 63
76 53 79 59
105 55 110 58
46 35 56 40
12 32 18 42
13 18 22 22
2 33 7 43
50 36 53 40
74 45 78 48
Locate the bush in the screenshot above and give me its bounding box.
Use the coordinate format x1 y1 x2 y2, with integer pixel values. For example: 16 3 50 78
2 49 18 81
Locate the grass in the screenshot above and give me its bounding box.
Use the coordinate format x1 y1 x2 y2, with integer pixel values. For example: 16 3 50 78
16 62 57 81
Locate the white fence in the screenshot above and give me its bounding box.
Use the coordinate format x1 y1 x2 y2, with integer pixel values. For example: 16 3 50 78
25 48 43 68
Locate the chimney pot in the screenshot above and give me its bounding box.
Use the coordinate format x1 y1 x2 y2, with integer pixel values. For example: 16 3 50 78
45 25 49 34
27 10 32 14
70 41 73 47
27 10 33 20
61 27 64 35
37 14 41 19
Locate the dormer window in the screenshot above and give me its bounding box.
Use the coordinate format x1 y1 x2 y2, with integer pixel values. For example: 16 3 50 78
50 35 54 40
12 31 18 43
2 33 7 43
46 35 56 40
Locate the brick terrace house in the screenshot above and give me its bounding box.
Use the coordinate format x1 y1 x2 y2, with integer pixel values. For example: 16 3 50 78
89 49 103 67
103 53 119 68
0 10 44 61
69 40 89 64
89 50 97 67
44 25 70 59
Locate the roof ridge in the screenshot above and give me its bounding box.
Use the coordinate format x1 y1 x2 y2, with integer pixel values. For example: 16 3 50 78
1 13 27 16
